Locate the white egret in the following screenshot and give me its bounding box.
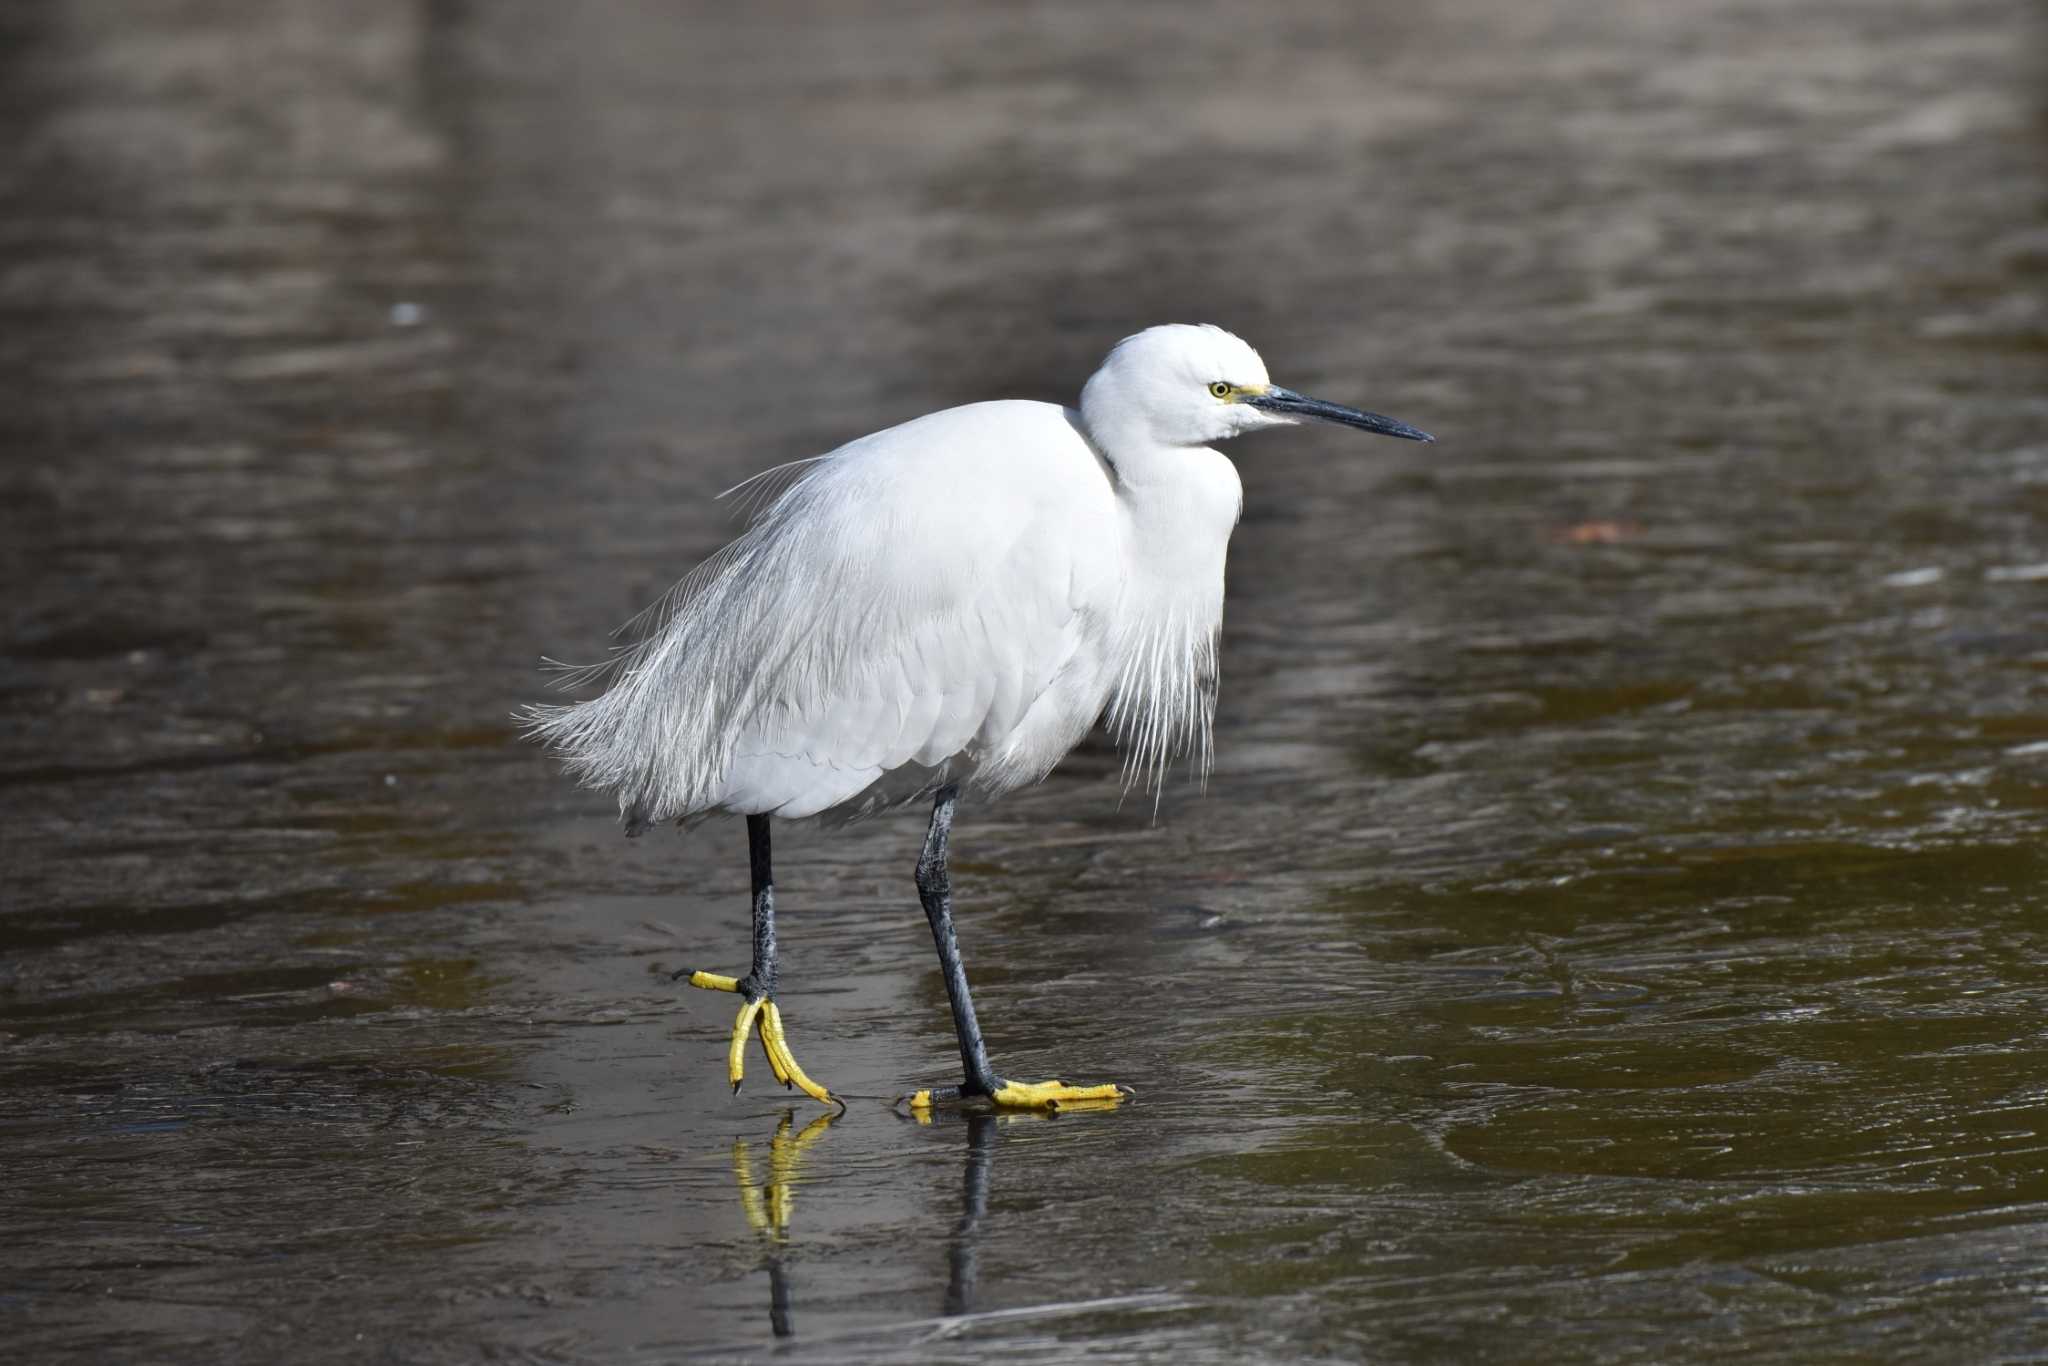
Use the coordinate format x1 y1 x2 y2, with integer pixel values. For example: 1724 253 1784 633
525 324 1432 1111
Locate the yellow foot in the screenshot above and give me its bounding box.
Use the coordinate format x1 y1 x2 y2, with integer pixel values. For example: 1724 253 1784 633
991 1079 1129 1109
900 1078 1131 1117
685 970 839 1107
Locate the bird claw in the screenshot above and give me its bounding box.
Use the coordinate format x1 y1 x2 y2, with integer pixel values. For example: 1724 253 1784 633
685 970 838 1107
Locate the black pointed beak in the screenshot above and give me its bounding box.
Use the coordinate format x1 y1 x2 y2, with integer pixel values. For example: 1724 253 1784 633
1246 387 1434 443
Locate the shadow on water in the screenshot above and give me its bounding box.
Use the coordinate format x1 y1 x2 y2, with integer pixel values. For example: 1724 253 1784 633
2 0 2046 1361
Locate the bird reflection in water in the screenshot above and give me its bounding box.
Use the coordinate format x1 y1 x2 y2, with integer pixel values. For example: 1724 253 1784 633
730 1108 837 1337
943 1112 997 1317
929 1096 1120 1316
730 1100 1124 1337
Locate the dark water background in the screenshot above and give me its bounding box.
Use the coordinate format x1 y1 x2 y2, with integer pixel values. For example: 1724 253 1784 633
3 1 2046 1360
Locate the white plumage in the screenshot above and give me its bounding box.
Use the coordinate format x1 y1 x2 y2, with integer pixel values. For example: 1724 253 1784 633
526 324 1429 831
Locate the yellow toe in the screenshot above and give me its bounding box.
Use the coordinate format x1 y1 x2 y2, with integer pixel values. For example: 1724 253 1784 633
725 998 764 1091
758 1017 793 1087
688 970 741 993
760 1002 836 1106
989 1079 1129 1110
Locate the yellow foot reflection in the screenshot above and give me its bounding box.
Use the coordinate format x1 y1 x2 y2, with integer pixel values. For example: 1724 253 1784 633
685 970 838 1107
731 1108 837 1239
898 1078 1131 1121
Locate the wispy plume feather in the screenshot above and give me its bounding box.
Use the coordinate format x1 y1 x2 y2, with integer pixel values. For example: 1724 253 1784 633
520 461 841 831
1101 607 1220 813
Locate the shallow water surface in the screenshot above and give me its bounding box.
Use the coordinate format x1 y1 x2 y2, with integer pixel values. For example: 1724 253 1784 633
3 1 2046 1361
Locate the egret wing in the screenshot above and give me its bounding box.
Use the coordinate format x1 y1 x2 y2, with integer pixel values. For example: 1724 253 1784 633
722 431 1101 814
525 400 1115 828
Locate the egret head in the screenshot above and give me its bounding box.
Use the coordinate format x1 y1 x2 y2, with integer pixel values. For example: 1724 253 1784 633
1080 323 1433 454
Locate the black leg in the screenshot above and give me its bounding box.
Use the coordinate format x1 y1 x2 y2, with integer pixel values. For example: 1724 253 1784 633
738 813 777 1003
669 812 777 999
915 785 1003 1096
673 815 836 1105
900 790 1127 1112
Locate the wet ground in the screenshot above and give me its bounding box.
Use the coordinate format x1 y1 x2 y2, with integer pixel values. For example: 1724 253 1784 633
4 0 2046 1360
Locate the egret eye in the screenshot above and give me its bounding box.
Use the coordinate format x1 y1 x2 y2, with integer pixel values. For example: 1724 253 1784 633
1208 381 1232 399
